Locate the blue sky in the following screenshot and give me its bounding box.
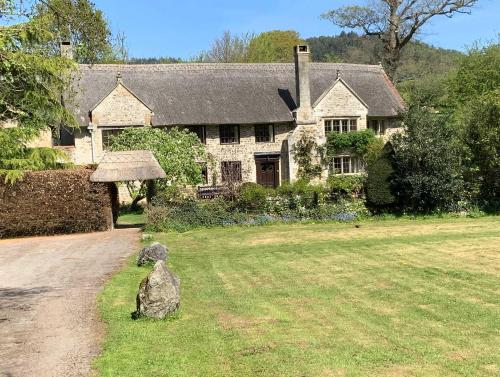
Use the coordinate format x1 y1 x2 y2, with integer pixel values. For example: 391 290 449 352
94 0 498 59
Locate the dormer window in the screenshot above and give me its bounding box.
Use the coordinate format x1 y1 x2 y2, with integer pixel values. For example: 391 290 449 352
324 118 358 134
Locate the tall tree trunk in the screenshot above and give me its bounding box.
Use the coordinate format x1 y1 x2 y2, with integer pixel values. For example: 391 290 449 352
383 0 401 80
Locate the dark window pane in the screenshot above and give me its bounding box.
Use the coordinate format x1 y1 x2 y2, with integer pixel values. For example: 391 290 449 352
199 163 208 184
350 119 357 131
324 120 332 133
102 129 123 150
341 120 348 133
255 124 274 142
342 157 350 173
58 127 75 146
333 157 342 174
380 120 386 135
186 125 206 144
333 120 341 133
220 125 239 144
221 161 242 182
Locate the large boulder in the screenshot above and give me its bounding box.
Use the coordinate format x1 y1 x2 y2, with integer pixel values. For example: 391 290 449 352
136 261 180 319
137 242 168 266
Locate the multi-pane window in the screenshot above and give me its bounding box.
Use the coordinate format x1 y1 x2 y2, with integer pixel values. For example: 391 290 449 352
219 124 240 144
368 119 387 135
221 161 242 183
101 129 124 150
255 124 275 143
330 156 364 175
186 125 206 144
324 118 358 134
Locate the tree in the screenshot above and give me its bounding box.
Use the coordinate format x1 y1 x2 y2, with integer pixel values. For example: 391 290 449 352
322 0 477 80
364 138 395 211
461 97 500 210
448 42 500 210
447 42 500 108
109 127 206 206
201 31 252 63
1 2 77 183
33 0 116 63
247 30 303 63
390 106 464 212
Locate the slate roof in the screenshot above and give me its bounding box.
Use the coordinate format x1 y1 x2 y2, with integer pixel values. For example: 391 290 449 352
72 63 404 127
90 150 166 182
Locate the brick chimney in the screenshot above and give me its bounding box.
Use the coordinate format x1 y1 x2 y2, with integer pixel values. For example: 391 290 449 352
60 40 73 60
293 45 314 124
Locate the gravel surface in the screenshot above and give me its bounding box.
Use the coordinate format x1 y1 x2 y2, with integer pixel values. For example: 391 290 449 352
0 229 138 377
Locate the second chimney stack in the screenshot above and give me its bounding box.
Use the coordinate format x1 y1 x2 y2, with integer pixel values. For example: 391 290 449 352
294 45 313 123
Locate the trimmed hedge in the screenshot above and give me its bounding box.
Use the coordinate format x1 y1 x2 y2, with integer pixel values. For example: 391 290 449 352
0 169 116 238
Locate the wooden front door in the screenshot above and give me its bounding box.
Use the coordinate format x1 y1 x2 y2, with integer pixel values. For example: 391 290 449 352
256 160 279 188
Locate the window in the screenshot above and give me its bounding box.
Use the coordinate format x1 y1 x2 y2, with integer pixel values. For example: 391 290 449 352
324 118 358 134
255 124 275 143
330 156 364 175
102 129 124 150
219 124 239 144
57 127 75 146
186 125 206 144
221 161 242 183
199 163 208 184
369 119 387 136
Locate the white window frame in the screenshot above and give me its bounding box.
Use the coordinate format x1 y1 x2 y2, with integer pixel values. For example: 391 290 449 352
330 155 364 175
324 118 359 134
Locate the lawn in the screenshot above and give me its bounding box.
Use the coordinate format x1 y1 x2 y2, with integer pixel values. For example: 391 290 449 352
96 217 500 377
116 211 146 226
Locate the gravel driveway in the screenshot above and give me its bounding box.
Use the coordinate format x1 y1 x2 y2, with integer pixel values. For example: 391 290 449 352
0 229 139 377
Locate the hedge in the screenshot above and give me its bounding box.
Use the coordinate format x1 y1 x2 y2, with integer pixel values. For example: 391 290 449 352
0 168 116 238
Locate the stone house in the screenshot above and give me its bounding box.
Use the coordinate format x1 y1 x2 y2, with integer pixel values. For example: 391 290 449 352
51 45 404 188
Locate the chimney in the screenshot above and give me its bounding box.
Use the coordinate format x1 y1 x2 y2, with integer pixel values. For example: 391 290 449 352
60 40 73 60
294 45 314 124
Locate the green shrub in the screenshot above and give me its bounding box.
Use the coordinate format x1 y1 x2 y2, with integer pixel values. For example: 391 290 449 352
152 184 196 207
365 156 395 211
391 106 465 212
145 198 248 232
237 182 273 211
275 180 325 209
326 175 364 200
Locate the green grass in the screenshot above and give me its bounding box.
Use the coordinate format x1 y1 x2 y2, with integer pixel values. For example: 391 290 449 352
96 217 500 377
117 211 146 226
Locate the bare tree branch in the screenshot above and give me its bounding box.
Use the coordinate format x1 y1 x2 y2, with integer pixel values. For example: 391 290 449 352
322 0 479 79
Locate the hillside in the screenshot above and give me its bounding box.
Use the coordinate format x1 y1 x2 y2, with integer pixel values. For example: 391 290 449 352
306 32 463 82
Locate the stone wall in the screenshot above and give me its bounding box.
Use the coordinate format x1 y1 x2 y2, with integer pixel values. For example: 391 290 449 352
92 83 152 127
202 123 294 185
313 80 369 136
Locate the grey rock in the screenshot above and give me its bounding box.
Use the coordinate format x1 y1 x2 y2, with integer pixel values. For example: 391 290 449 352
137 242 167 266
136 261 180 319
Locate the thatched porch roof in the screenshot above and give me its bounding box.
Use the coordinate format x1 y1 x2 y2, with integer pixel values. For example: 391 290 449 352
90 150 166 182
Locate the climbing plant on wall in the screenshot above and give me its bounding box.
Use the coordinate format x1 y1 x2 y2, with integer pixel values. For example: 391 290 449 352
293 132 323 182
325 129 376 160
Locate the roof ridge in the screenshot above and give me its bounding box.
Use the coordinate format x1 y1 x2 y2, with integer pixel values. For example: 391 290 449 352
78 62 383 72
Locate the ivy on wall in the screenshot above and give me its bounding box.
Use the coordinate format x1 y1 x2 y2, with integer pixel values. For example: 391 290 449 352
325 129 376 159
